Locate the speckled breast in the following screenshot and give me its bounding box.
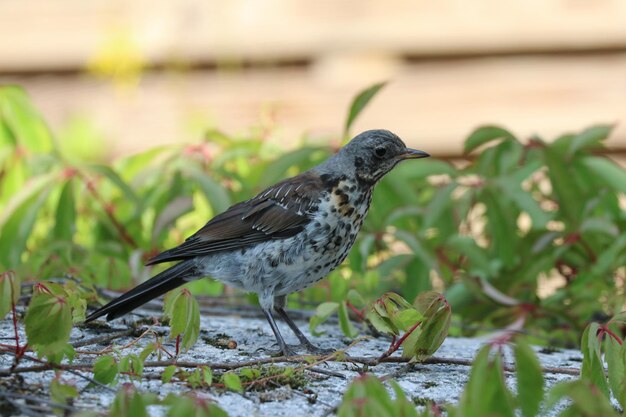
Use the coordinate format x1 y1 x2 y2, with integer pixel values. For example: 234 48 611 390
287 180 372 290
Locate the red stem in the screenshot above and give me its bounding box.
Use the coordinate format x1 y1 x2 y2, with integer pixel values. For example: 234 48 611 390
346 302 365 321
600 326 623 346
79 172 138 248
175 335 181 357
379 321 422 359
393 321 422 350
579 238 597 263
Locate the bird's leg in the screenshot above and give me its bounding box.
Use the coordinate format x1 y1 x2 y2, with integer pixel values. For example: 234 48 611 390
262 309 297 357
274 296 334 355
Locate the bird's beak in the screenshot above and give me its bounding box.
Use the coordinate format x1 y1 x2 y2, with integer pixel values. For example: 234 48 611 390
402 148 430 159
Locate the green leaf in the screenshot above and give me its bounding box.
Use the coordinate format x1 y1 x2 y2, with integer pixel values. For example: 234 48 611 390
579 217 619 237
338 301 359 338
0 172 56 267
93 355 119 385
580 155 626 193
483 188 516 267
393 158 458 180
394 309 422 332
402 292 450 361
421 183 456 231
115 145 171 181
459 345 517 417
88 164 142 207
389 381 421 417
566 124 613 157
514 337 544 417
152 196 193 242
53 178 77 241
0 154 26 205
139 342 156 362
109 386 151 417
346 289 366 309
543 146 582 225
580 322 610 398
609 312 626 328
119 354 144 377
24 286 72 355
366 292 423 339
45 343 75 365
546 380 619 417
496 177 550 230
162 365 177 384
165 288 200 352
163 394 229 417
201 366 213 386
464 125 515 154
309 301 339 336
0 270 20 318
604 329 625 409
164 394 228 417
187 369 202 388
591 234 626 277
222 372 243 393
259 147 321 186
184 165 232 214
459 344 491 414
50 379 78 413
337 374 400 417
445 236 493 278
344 82 387 135
365 308 397 336
0 86 54 153
394 230 433 268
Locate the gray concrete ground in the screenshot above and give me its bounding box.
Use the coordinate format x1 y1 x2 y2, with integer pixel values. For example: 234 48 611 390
0 310 581 416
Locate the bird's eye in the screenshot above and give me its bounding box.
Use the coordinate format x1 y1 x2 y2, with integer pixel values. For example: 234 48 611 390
374 147 387 158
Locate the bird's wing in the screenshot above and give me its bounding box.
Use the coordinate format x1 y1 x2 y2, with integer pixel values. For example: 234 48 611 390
145 172 323 265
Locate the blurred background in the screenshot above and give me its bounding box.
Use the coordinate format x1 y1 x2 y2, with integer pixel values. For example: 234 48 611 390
2 0 626 160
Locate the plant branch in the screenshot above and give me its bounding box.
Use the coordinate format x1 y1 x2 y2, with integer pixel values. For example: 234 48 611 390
0 349 580 377
78 171 138 249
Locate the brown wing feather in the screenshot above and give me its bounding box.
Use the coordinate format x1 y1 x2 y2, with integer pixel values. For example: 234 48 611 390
145 172 323 265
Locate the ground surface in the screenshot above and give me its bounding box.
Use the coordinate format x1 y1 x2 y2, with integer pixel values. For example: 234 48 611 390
0 308 581 416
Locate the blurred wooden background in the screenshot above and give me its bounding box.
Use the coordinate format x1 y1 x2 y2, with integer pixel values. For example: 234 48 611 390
1 0 626 158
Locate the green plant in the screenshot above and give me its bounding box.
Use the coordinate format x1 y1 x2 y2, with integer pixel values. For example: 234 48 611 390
337 374 426 417
2 81 626 416
3 83 626 347
336 312 626 416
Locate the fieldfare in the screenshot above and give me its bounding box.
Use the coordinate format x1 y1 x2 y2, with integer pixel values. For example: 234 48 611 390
85 130 429 356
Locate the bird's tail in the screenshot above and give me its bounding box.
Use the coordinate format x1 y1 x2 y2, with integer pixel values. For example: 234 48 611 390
85 259 199 322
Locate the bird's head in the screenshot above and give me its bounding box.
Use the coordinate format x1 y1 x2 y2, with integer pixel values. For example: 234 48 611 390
336 129 429 185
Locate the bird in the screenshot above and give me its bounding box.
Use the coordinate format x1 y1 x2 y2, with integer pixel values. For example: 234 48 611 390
85 129 429 356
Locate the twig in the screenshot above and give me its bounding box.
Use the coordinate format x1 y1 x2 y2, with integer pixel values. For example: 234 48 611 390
0 351 580 377
78 171 138 248
71 329 135 348
76 327 154 355
0 350 116 393
0 392 79 413
306 367 346 379
379 321 421 360
0 395 46 417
